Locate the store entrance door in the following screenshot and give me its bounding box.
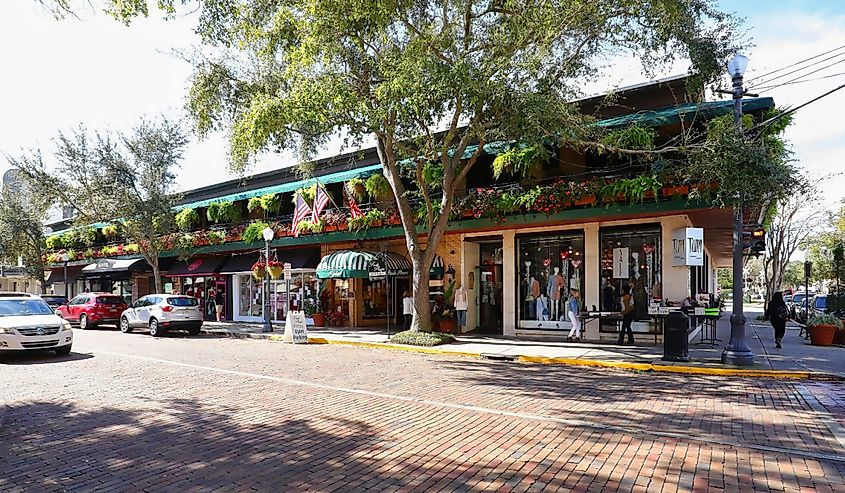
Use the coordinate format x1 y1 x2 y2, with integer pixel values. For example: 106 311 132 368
478 242 504 334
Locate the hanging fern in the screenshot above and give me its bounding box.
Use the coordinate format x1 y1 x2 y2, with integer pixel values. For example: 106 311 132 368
206 202 221 223
365 174 391 199
421 162 444 187
601 125 656 154
291 185 317 205
492 145 551 179
242 221 270 243
346 178 366 202
175 208 199 231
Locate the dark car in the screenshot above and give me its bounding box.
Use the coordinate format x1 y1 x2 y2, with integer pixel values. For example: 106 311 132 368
56 293 129 329
40 294 69 310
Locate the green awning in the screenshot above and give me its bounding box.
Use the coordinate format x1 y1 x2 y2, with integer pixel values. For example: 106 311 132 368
176 164 383 211
595 97 775 129
316 250 414 279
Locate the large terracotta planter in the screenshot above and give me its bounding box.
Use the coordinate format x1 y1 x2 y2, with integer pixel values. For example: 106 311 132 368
835 322 845 345
809 324 837 346
439 319 457 333
312 313 326 327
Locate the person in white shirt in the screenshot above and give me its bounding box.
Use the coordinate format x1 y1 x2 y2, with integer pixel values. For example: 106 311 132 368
402 290 414 330
454 285 469 332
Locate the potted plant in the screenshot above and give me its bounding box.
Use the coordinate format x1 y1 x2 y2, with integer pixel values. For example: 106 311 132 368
807 314 843 346
439 307 457 333
251 261 266 280
311 288 331 327
267 260 283 280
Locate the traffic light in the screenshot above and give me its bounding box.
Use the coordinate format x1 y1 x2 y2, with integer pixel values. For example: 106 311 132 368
742 228 766 256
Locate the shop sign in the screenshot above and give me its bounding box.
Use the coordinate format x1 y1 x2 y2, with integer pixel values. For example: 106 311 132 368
284 262 293 280
648 303 659 315
671 228 704 267
612 248 629 279
283 310 308 344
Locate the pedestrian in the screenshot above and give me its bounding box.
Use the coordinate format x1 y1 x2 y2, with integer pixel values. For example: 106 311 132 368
215 288 225 322
766 291 789 349
619 286 635 345
402 290 413 331
567 288 581 342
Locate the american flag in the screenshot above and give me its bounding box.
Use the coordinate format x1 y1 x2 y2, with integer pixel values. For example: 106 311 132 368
345 182 364 219
292 192 312 238
312 186 329 222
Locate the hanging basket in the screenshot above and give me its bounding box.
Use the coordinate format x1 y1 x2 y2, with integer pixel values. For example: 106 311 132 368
267 265 283 280
251 261 266 280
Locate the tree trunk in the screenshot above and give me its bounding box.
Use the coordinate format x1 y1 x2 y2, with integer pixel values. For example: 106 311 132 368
151 259 162 294
410 254 432 332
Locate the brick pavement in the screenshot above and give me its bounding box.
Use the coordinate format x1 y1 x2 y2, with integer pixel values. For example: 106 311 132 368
1 330 845 492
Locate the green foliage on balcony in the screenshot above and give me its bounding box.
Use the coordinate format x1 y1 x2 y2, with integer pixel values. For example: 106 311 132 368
175 208 199 231
242 221 271 243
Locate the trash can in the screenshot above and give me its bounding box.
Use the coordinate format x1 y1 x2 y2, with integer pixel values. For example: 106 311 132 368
662 310 690 362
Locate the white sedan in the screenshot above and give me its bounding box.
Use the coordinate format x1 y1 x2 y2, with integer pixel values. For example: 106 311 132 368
120 294 203 337
0 296 74 355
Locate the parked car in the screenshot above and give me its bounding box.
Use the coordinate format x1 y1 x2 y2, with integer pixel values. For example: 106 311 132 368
0 291 38 298
0 296 73 355
40 295 69 311
790 292 808 319
783 294 793 307
809 295 828 320
120 294 203 337
56 293 128 329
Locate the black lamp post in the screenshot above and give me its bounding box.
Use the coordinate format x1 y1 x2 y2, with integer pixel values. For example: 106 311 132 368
721 53 755 366
261 226 275 333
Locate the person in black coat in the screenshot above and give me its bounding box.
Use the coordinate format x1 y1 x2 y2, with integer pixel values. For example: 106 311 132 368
765 291 789 349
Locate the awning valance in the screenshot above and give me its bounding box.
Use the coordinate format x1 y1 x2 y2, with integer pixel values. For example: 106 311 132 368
166 256 227 277
46 265 85 284
316 250 413 279
81 259 150 275
430 255 445 277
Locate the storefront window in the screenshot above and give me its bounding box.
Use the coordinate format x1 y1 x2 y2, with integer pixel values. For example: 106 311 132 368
363 278 389 319
600 225 662 320
238 275 264 318
518 232 585 327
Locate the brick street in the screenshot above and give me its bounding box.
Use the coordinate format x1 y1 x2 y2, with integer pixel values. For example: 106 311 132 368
2 330 845 492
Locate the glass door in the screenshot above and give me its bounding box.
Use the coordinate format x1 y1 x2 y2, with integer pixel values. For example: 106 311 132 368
478 243 503 334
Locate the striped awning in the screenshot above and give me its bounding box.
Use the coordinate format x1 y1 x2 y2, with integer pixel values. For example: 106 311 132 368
316 250 413 279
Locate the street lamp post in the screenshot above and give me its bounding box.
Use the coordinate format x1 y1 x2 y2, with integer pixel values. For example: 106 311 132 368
262 227 275 333
61 252 70 299
722 54 755 366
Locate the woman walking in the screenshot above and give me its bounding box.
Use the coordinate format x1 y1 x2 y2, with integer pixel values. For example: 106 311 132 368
567 288 581 342
766 291 789 349
402 290 413 331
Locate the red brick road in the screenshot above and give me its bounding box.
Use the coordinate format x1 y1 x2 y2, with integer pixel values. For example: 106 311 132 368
2 330 845 492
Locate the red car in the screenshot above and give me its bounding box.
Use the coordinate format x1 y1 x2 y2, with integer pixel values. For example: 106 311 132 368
56 293 128 329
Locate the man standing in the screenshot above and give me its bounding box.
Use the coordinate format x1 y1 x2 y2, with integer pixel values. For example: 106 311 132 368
214 288 225 322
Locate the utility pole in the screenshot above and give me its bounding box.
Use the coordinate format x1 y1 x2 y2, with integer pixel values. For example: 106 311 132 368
721 54 755 366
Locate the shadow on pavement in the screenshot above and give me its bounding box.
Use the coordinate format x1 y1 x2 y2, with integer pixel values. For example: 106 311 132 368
0 351 94 365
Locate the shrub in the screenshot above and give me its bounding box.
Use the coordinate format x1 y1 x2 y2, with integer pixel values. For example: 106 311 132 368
102 224 121 239
242 221 271 243
217 201 241 223
206 202 221 223
365 173 391 199
297 219 324 234
206 230 226 245
175 208 199 231
45 235 65 250
391 330 456 347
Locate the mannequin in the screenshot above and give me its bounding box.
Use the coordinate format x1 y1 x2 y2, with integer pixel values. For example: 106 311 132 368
454 284 469 332
528 275 541 319
536 293 549 321
547 267 564 321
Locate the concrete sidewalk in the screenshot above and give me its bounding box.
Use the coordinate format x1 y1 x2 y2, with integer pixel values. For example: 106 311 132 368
201 310 845 379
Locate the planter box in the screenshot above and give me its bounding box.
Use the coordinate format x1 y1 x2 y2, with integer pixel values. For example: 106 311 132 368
662 185 690 197
312 313 326 327
573 196 596 206
809 324 837 346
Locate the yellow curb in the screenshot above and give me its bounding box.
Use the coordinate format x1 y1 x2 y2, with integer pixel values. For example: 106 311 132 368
519 355 813 379
307 337 482 358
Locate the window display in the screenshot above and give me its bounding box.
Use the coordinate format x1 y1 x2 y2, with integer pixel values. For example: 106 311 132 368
600 225 662 321
518 232 585 328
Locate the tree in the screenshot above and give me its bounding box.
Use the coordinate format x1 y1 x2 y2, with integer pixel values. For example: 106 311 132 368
781 261 805 290
0 176 51 292
11 118 188 294
95 0 743 332
762 187 824 305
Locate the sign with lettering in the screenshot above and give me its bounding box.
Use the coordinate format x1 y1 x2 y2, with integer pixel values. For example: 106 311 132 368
671 228 704 266
658 306 670 315
283 310 308 344
648 303 659 315
612 248 629 279
694 307 706 316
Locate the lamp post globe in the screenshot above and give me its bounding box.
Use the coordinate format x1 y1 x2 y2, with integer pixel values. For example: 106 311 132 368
727 54 749 78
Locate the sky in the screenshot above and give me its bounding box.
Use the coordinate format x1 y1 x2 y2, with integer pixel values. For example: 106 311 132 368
1 1 844 212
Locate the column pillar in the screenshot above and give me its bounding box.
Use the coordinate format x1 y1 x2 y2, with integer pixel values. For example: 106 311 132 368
584 223 600 340
502 230 517 336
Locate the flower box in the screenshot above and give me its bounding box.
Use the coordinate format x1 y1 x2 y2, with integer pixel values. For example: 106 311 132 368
662 185 689 197
324 224 338 232
573 196 596 206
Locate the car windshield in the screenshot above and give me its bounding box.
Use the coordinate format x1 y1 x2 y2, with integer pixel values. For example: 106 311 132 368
97 296 125 305
816 297 827 309
167 297 199 307
793 294 806 303
0 299 54 316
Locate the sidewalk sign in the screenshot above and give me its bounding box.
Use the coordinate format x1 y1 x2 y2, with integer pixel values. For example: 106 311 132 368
283 310 308 344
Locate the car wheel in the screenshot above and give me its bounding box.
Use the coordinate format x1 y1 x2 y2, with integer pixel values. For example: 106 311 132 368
79 314 88 330
149 318 162 337
55 345 72 356
120 316 132 333
188 326 201 336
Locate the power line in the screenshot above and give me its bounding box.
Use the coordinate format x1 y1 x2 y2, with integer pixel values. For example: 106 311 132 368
754 57 845 91
748 50 845 89
746 43 845 85
753 71 845 91
752 82 845 134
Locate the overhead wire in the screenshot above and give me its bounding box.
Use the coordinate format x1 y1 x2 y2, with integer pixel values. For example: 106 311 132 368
752 71 845 91
748 50 845 89
753 57 845 92
745 43 845 87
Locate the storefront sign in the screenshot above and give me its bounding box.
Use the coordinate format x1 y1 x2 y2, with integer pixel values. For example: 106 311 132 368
671 228 704 267
694 307 706 316
648 303 659 315
283 310 308 344
612 248 629 278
